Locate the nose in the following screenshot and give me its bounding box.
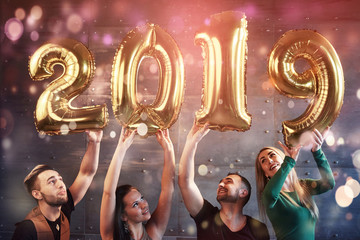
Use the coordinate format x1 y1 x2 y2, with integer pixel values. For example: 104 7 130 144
219 182 225 188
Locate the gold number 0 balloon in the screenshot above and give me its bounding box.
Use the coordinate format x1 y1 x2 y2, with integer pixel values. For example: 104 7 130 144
195 11 251 131
268 30 344 146
112 23 185 136
29 38 109 135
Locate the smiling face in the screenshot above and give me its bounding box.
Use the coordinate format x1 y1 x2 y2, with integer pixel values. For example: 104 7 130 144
216 175 242 203
258 148 284 178
122 189 151 225
34 170 68 207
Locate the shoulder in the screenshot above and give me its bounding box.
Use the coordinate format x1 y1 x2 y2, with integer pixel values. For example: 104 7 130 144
192 199 218 221
12 220 36 240
246 216 270 239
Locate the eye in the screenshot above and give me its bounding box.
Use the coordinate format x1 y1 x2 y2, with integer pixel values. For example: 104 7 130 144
140 196 144 201
270 153 275 158
261 158 265 164
132 202 138 208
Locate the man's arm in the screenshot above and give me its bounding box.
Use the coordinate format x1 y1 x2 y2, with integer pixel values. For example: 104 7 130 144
69 130 103 206
178 122 209 217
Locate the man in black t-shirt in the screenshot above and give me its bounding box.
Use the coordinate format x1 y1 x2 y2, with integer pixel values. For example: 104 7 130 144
178 122 269 240
12 130 103 240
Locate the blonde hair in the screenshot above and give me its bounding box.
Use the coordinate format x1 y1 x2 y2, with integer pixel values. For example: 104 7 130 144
255 147 319 221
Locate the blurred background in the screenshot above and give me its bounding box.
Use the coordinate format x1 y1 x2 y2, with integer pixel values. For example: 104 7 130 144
1 0 360 239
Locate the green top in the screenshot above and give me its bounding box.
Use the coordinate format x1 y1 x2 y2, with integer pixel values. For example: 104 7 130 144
262 149 335 240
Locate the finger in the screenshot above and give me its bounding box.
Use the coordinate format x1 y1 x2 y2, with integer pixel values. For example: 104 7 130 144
322 127 330 139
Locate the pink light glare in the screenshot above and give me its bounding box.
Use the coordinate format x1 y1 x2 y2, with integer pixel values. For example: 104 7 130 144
4 18 24 41
102 34 113 45
30 5 43 20
15 8 26 20
67 14 83 33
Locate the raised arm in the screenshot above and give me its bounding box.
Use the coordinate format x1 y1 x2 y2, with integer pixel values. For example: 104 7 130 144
146 129 175 240
69 130 103 206
100 128 135 240
307 128 335 194
178 122 210 217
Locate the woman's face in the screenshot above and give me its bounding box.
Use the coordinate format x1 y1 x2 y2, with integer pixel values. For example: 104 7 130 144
122 189 151 224
258 148 284 178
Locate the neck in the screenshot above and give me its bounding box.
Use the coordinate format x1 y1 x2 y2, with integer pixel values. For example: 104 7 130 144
128 222 144 240
38 202 61 221
219 202 246 232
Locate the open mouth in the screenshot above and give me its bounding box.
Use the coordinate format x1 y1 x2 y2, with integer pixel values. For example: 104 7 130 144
270 164 279 170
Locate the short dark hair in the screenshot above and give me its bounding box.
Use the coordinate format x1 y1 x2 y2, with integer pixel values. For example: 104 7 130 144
227 172 251 205
24 164 54 195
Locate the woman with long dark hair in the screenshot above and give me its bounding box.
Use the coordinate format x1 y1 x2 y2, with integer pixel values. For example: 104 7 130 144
255 128 335 240
100 128 175 240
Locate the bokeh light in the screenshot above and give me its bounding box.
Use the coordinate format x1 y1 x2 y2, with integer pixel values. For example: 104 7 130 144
102 34 113 45
2 138 12 150
337 137 345 145
30 5 43 20
60 124 70 135
69 121 77 130
356 89 360 100
137 123 148 136
15 8 26 20
67 14 83 33
29 85 37 95
287 100 295 109
352 150 360 169
346 178 360 198
5 18 24 41
110 131 116 139
325 133 335 147
335 185 353 208
30 31 40 41
198 164 208 176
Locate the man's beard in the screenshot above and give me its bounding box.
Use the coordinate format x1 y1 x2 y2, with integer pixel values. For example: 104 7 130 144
216 189 239 203
41 192 68 207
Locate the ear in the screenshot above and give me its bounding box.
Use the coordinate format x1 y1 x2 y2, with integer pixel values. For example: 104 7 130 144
32 190 43 200
239 189 248 198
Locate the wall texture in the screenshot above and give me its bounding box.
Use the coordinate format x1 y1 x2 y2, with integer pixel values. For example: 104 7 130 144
1 0 360 239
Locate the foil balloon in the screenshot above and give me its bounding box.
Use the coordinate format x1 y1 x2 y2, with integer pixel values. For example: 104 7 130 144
268 30 344 146
112 23 185 136
29 38 109 135
195 11 251 131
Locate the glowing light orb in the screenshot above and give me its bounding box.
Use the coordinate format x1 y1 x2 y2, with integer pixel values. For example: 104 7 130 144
60 124 70 135
38 131 46 139
337 137 345 145
149 63 158 74
325 134 335 147
30 5 43 20
67 14 83 33
137 123 148 136
2 138 12 150
287 100 295 109
5 18 24 41
69 121 77 130
15 8 26 20
352 150 360 169
30 31 39 41
357 89 360 100
198 164 208 176
110 131 116 138
346 178 360 198
102 34 112 45
335 185 353 208
29 85 37 95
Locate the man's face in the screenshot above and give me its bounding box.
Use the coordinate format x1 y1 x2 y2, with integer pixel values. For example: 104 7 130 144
216 175 242 203
34 170 68 207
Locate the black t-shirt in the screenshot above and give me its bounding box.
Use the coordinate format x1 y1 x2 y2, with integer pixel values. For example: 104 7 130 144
12 189 75 240
192 199 270 240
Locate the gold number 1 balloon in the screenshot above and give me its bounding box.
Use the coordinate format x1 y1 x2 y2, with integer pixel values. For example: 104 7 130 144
268 30 344 146
112 23 185 136
29 38 109 135
195 11 252 131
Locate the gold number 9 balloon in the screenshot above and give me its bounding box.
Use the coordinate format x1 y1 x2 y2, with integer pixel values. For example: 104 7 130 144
268 30 344 146
112 23 185 136
195 11 251 131
29 38 109 135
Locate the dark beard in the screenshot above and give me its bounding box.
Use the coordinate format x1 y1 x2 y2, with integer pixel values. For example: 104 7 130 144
41 192 68 207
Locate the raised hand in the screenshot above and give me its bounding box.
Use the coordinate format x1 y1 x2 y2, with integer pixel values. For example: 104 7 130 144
156 129 174 151
118 127 136 150
187 121 210 145
278 141 302 161
86 129 103 143
311 127 329 152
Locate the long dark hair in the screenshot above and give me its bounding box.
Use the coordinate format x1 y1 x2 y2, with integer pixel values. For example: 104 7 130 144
114 184 136 240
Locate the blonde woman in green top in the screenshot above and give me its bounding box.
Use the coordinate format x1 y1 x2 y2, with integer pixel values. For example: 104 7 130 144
255 128 335 240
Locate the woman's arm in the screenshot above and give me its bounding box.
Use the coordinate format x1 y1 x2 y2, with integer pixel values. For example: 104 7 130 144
100 128 136 240
145 129 175 240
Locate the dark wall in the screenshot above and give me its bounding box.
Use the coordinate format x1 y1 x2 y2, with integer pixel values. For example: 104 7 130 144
1 0 360 239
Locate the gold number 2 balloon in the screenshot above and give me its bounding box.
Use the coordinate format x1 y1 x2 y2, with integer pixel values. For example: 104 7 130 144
112 23 185 136
195 11 252 131
29 38 109 135
268 30 344 146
